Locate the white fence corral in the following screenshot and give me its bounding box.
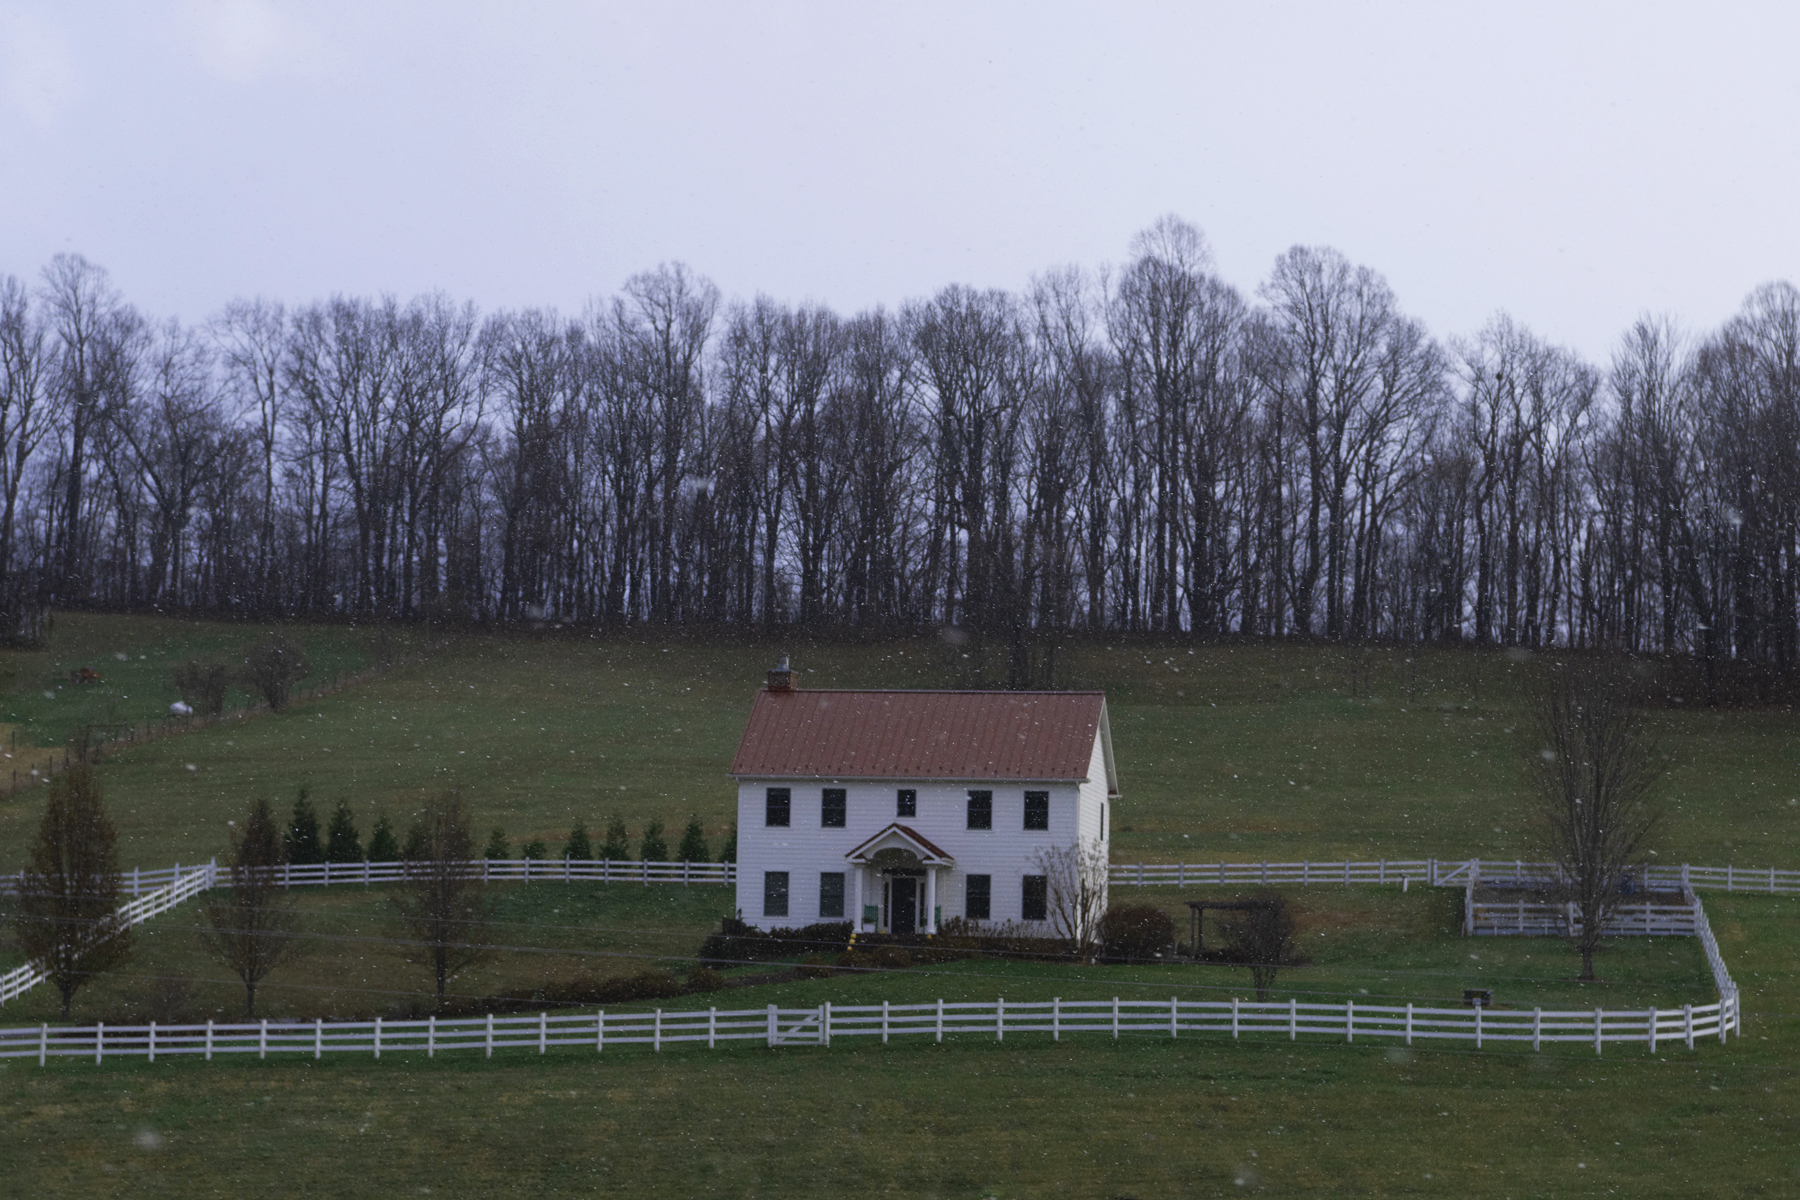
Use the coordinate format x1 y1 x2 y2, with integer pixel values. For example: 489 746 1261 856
1111 859 1800 896
0 991 1736 1066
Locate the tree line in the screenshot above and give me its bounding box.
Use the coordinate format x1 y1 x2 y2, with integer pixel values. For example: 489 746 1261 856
4 219 1797 691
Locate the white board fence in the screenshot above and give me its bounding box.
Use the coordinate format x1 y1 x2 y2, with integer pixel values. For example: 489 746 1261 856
0 989 1738 1068
1111 858 1800 895
0 865 213 1005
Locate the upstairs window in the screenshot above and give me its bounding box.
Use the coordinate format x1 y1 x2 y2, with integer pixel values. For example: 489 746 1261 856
1024 791 1049 831
765 787 790 827
966 790 993 830
1021 874 1048 922
821 788 847 828
896 788 917 818
965 873 992 921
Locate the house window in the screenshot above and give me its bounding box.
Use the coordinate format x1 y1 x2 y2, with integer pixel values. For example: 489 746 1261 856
1024 791 1049 831
965 874 991 921
1022 874 1048 922
763 871 790 918
967 790 993 830
821 788 846 828
765 787 790 827
897 788 917 818
819 872 845 918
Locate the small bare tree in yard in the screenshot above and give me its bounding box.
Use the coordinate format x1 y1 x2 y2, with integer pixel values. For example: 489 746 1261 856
171 658 231 716
1527 660 1665 980
392 791 494 1006
1032 841 1109 959
241 632 310 712
202 797 302 1017
1219 892 1296 1001
12 766 131 1017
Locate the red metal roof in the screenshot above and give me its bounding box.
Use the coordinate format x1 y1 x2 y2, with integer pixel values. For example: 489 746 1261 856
729 689 1110 784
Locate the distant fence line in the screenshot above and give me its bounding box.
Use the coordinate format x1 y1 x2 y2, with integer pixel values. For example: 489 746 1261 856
1110 858 1800 896
0 989 1739 1068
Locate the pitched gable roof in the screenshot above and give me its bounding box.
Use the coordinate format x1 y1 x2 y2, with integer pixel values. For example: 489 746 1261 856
730 689 1117 793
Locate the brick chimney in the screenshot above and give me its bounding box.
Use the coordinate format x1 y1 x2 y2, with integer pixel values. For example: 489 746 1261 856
766 655 797 692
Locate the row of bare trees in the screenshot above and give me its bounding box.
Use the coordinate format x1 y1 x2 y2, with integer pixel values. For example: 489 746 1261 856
3 224 1797 680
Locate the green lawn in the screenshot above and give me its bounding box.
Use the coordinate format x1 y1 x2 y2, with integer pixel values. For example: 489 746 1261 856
2 617 1797 1197
0 895 1794 1198
3 623 1798 875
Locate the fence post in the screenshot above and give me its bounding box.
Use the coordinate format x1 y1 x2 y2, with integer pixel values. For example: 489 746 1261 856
39 1023 47 1067
1474 1003 1481 1049
1594 1009 1602 1056
1170 996 1179 1039
1230 998 1238 1040
996 997 1003 1043
148 1021 155 1063
1405 1003 1413 1046
1115 996 1122 1040
1137 863 1143 886
96 1022 103 1065
597 1010 605 1054
259 1019 267 1060
643 860 649 886
710 1007 717 1049
1684 1004 1693 1051
1379 859 1385 884
315 1018 322 1059
1051 997 1059 1042
1290 997 1297 1041
486 1014 493 1058
1261 861 1268 885
823 1002 831 1048
882 1001 889 1045
1303 860 1309 886
373 1016 381 1059
936 998 944 1043
1648 1007 1657 1055
1346 999 1354 1043
540 1012 547 1055
1219 861 1225 886
1178 862 1184 888
1533 1008 1541 1053
767 1005 776 1048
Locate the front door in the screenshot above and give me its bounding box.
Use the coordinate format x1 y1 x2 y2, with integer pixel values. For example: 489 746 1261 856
891 876 917 933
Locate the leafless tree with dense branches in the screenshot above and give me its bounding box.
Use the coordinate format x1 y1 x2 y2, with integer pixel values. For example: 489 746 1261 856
202 796 302 1017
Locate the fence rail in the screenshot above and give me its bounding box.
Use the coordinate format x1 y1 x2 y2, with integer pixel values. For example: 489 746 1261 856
0 866 213 1005
1465 892 1699 937
1111 858 1800 895
0 990 1737 1066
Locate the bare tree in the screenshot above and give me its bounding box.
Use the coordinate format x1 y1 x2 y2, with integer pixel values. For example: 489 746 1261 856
1526 660 1664 980
241 632 311 711
391 791 493 1006
202 797 302 1016
1218 892 1296 1001
1032 841 1109 959
12 766 131 1017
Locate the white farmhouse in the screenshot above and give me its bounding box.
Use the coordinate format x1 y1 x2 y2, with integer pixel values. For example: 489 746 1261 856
729 659 1119 934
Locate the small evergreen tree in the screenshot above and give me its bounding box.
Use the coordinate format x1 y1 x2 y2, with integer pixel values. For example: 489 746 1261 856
483 827 509 860
401 818 429 862
366 815 400 862
285 788 324 865
14 766 130 1017
639 818 669 862
599 814 630 861
521 838 547 860
563 821 593 860
324 800 363 863
675 817 708 863
718 822 737 864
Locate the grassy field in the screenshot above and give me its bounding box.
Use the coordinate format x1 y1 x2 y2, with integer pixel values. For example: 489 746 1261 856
1 614 1797 1196
2 617 1798 875
0 894 1793 1198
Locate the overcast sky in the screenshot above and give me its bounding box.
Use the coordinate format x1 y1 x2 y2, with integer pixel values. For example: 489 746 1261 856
2 1 1796 362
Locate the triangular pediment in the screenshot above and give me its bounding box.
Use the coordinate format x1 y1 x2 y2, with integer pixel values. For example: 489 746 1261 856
843 822 955 866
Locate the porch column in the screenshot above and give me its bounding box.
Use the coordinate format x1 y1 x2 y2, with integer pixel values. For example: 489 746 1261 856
852 865 865 930
926 866 938 934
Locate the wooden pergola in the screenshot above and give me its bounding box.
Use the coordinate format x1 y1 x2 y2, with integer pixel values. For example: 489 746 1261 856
1185 898 1278 957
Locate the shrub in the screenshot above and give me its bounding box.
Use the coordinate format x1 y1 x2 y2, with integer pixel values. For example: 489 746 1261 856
599 815 630 860
521 838 547 861
171 659 231 716
686 966 725 993
564 822 592 860
698 918 853 967
324 800 363 864
285 789 324 866
800 952 836 978
366 815 400 862
675 817 708 863
639 818 669 862
240 633 310 712
717 822 737 864
1099 904 1176 963
836 948 877 970
483 827 509 860
872 946 913 970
